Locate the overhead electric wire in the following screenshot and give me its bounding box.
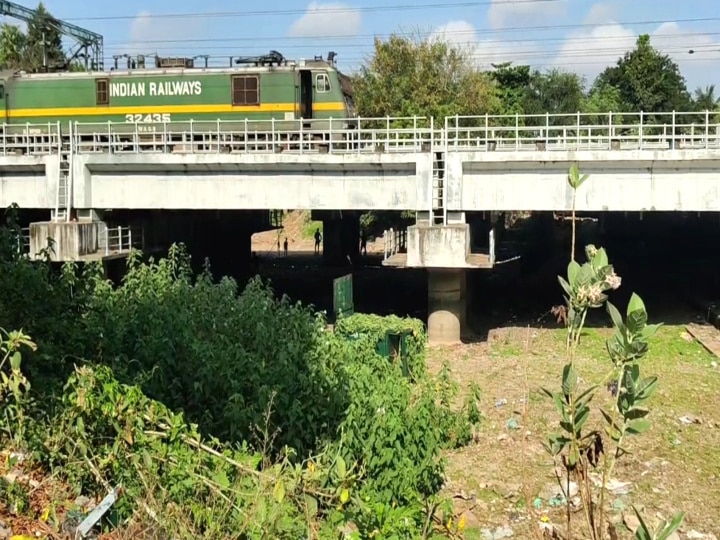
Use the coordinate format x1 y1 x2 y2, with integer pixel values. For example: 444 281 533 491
59 0 558 22
106 30 720 49
104 40 720 64
2 3 714 73
101 16 720 46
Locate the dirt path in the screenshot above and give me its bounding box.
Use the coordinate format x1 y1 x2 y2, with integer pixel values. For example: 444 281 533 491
251 211 384 255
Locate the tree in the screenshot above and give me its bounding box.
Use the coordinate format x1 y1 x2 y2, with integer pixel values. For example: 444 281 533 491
592 34 691 114
0 3 68 72
22 2 66 71
489 62 531 115
0 23 26 70
523 68 586 119
352 34 500 121
693 84 719 111
581 82 624 124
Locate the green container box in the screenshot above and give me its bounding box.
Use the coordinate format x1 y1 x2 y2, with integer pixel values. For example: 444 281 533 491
376 331 412 377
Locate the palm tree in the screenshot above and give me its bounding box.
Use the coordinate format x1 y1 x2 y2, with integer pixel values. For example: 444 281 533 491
694 84 720 112
0 23 27 70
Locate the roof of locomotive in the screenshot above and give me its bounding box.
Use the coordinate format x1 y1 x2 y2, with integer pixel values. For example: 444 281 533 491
0 59 343 81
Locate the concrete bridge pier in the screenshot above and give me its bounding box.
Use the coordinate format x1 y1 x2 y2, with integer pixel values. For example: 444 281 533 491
312 210 360 266
427 269 467 344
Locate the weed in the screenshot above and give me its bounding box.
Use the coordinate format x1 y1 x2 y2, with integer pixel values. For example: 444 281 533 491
535 167 685 539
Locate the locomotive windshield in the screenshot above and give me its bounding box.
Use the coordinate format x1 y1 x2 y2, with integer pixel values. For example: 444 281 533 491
343 93 355 116
338 72 355 117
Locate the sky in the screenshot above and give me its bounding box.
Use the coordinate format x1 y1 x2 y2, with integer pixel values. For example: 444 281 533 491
5 0 720 93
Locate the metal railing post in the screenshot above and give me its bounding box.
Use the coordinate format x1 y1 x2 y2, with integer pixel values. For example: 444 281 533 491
639 111 643 150
271 118 276 153
489 228 495 265
576 111 580 149
706 110 710 149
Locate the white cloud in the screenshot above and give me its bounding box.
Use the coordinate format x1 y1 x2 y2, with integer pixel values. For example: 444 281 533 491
288 2 361 38
487 0 567 30
552 7 720 89
553 22 635 77
651 22 720 89
120 11 209 59
583 1 619 25
431 20 539 69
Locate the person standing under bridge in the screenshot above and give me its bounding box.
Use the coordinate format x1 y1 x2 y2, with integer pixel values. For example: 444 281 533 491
314 228 322 255
360 231 368 256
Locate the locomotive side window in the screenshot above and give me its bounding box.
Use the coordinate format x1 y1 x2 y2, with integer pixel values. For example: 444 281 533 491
315 73 331 93
96 79 109 105
232 75 260 106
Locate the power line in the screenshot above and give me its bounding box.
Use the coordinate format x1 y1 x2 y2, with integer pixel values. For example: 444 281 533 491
60 0 557 22
106 29 720 49
98 48 720 68
104 38 720 64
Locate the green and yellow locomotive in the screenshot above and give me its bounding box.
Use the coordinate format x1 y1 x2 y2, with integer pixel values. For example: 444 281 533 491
0 51 356 141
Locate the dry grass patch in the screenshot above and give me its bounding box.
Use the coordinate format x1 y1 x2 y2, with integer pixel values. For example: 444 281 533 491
428 325 720 539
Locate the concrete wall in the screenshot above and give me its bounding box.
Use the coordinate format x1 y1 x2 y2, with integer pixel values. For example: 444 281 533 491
4 147 720 214
72 153 433 211
0 156 55 209
448 149 720 212
406 224 470 268
29 221 99 261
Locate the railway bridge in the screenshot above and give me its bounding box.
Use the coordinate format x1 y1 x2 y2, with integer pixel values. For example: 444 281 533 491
2 110 719 342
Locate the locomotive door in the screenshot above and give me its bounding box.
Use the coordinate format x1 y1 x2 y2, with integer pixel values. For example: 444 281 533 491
0 83 6 124
299 69 313 120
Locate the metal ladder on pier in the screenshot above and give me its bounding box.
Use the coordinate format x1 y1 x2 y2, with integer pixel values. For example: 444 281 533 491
430 127 447 225
53 122 73 222
430 124 466 226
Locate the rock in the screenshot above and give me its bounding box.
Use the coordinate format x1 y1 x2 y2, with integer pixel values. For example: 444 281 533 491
74 495 92 509
0 519 12 540
539 481 578 501
687 532 716 540
623 513 641 533
481 525 514 539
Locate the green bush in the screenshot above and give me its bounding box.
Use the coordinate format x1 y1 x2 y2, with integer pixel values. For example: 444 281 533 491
0 217 477 538
335 313 427 379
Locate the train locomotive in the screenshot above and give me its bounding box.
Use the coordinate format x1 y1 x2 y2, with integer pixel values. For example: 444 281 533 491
0 50 357 150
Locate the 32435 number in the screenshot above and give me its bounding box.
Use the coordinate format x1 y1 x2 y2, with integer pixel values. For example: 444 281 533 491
125 113 171 123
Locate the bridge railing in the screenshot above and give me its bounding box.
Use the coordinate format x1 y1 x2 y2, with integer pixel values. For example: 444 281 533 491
445 111 720 152
0 123 62 155
70 116 441 155
383 228 407 260
12 227 30 255
99 223 144 255
3 112 720 156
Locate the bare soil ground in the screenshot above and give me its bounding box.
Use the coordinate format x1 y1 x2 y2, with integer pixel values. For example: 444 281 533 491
251 210 383 254
428 324 720 539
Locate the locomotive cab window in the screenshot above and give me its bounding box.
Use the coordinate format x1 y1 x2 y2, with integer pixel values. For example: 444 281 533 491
232 75 260 106
95 79 109 106
315 73 331 93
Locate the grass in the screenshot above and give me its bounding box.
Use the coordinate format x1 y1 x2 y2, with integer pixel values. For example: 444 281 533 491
428 324 720 538
301 218 323 239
